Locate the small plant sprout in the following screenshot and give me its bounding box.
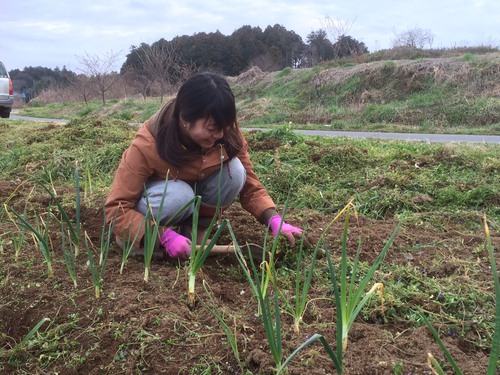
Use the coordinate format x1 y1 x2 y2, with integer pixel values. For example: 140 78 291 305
420 313 464 375
426 353 447 375
41 161 58 197
326 202 400 353
8 208 54 278
278 333 342 374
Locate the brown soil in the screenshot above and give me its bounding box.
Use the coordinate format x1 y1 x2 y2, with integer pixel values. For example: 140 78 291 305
0 178 497 374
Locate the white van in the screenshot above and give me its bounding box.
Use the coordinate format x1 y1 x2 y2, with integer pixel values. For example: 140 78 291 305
0 61 14 118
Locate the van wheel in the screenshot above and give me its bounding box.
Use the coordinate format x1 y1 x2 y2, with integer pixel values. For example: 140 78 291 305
0 108 11 118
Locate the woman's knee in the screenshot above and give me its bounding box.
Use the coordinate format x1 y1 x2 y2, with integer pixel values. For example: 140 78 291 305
136 179 195 223
226 157 246 193
200 157 246 206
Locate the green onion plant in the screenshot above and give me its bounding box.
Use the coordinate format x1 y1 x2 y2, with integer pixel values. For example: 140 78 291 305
187 195 227 306
83 228 110 299
228 222 343 374
141 176 170 282
82 159 93 203
74 161 81 251
36 161 81 256
140 173 197 282
276 199 354 334
8 208 54 277
228 238 285 372
326 203 400 352
119 221 144 274
230 224 272 317
83 210 116 298
0 317 51 363
99 206 116 266
4 203 28 261
61 224 77 288
186 152 227 306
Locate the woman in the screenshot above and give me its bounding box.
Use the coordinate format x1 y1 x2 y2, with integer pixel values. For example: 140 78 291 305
105 72 304 260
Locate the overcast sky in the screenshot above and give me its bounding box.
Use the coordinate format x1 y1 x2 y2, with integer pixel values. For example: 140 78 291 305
2 0 499 72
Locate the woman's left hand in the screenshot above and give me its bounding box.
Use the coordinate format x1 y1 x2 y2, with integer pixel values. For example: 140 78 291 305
268 215 308 247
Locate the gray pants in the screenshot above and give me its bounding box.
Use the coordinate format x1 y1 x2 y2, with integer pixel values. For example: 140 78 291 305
135 157 246 225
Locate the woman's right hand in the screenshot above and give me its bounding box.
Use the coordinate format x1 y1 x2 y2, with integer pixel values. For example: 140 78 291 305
160 228 191 260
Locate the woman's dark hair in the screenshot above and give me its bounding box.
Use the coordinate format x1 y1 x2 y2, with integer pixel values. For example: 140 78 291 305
156 72 243 167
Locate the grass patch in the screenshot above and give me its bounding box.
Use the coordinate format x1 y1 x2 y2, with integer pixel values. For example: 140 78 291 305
1 103 499 374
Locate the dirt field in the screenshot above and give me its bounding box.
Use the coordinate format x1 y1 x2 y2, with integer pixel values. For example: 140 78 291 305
0 177 498 374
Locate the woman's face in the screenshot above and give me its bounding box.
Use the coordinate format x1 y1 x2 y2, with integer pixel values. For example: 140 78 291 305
183 117 224 150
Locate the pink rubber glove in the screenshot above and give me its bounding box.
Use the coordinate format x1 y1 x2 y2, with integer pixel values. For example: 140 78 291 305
160 228 191 260
269 215 302 247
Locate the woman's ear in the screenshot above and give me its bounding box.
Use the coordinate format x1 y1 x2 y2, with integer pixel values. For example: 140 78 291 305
179 117 188 128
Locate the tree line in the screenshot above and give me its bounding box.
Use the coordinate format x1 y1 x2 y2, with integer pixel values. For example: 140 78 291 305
13 24 491 105
10 24 368 103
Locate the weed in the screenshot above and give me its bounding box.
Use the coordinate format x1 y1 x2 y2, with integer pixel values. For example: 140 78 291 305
202 280 245 373
422 214 499 374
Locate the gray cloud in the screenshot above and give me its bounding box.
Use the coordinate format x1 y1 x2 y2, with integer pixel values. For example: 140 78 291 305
2 0 498 70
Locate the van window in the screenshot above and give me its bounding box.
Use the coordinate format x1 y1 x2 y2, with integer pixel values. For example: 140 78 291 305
0 63 8 78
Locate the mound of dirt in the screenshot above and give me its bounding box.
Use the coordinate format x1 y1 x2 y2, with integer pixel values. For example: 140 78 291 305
232 65 267 85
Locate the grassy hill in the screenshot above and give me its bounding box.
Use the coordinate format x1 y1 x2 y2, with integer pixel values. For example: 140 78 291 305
15 51 500 135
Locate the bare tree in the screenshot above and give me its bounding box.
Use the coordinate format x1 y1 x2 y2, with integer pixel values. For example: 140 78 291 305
136 40 195 102
121 66 153 102
76 51 121 105
68 74 95 105
321 16 357 59
391 27 434 49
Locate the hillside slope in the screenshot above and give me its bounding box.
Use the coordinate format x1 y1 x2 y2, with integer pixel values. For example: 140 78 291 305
232 52 500 133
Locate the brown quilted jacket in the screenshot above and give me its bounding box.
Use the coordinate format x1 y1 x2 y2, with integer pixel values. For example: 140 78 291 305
104 100 275 242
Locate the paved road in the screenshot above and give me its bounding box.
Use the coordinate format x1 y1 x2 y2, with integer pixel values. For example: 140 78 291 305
246 128 500 144
10 114 69 124
9 115 500 144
